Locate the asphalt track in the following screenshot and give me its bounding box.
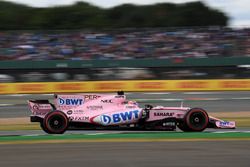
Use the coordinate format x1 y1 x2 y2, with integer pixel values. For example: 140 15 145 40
0 141 250 167
1 91 250 118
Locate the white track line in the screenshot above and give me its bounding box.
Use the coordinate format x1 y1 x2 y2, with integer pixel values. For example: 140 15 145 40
41 94 54 96
212 131 250 133
0 104 13 106
231 97 250 100
183 92 221 95
7 94 29 97
143 92 171 95
135 99 183 101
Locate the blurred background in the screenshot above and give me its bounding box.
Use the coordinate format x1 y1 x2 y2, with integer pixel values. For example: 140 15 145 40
0 0 250 83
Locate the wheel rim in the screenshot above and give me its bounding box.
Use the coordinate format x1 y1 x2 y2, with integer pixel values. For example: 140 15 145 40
189 112 207 130
48 115 65 131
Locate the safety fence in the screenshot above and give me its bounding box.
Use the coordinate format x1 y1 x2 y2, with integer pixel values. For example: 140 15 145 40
1 57 250 69
1 79 250 94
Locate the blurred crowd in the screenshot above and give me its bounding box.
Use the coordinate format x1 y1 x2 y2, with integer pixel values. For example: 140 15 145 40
1 27 250 60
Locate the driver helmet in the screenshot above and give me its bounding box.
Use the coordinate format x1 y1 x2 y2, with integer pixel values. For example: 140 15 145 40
128 100 138 105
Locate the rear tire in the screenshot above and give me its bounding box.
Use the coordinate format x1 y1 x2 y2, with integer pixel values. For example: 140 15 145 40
40 122 50 133
42 111 69 134
178 108 209 132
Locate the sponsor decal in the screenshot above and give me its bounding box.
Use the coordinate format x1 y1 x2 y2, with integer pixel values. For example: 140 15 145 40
101 115 111 125
34 111 47 115
32 105 39 110
67 110 73 115
72 110 84 114
220 81 250 88
0 84 8 93
163 122 176 126
69 116 89 121
56 83 85 91
32 104 51 110
101 99 113 103
154 112 174 117
84 95 101 100
115 95 125 98
96 82 125 90
136 82 165 89
178 81 208 89
17 84 46 92
87 106 103 110
58 98 84 105
101 110 139 125
219 121 232 126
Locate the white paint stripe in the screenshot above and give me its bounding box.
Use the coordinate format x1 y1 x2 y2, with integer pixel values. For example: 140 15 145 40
231 97 250 100
201 98 222 101
143 92 171 95
22 134 46 137
8 94 29 97
212 131 250 133
135 99 183 101
41 94 54 96
0 104 13 106
183 92 221 95
86 133 108 135
162 99 183 101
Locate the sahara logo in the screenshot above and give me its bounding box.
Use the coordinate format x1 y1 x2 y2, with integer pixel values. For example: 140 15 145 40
154 112 174 117
100 110 140 125
58 98 84 105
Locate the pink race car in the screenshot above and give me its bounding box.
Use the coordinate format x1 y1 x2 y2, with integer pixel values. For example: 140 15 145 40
28 92 236 134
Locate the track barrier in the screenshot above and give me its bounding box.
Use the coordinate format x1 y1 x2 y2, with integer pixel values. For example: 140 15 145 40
1 79 250 94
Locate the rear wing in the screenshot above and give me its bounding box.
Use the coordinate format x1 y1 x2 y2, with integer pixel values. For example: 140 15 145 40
28 100 55 117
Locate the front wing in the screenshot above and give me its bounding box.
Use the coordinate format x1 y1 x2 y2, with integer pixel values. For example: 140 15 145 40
208 116 236 129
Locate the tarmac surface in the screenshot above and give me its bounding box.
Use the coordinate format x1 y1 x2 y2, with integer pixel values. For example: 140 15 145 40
1 91 250 118
0 141 250 167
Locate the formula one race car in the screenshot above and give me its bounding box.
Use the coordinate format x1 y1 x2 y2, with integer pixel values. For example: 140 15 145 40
28 92 236 134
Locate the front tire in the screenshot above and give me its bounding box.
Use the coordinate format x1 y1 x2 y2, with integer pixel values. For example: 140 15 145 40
42 111 69 134
178 108 209 132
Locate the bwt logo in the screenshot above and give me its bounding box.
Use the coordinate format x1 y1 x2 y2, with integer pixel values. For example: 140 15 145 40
101 110 140 125
58 98 84 105
220 121 230 126
101 115 112 125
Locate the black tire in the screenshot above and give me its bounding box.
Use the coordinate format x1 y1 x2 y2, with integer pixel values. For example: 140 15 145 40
179 108 209 132
42 111 69 134
40 122 50 133
177 122 189 132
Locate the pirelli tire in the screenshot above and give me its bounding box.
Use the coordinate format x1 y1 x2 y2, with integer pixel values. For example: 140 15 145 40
40 122 50 133
42 111 69 134
178 108 209 132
